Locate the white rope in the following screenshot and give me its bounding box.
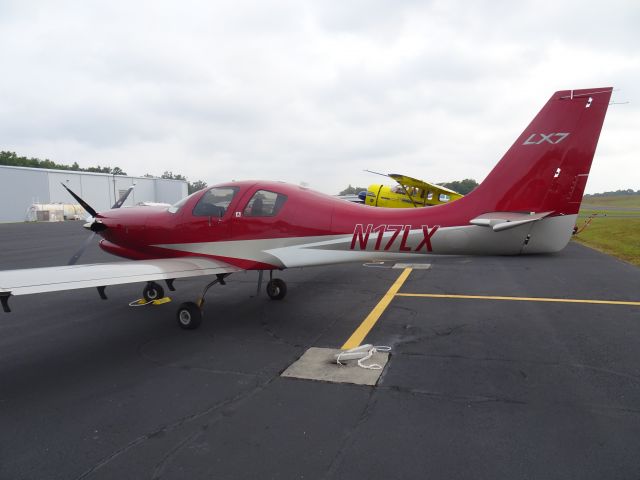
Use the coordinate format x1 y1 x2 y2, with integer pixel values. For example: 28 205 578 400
128 298 153 307
336 344 391 370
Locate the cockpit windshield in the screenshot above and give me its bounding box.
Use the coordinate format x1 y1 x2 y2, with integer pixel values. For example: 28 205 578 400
168 187 240 215
192 187 239 217
168 190 200 214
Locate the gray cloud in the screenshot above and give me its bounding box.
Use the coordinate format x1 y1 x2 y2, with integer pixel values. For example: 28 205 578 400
0 0 638 194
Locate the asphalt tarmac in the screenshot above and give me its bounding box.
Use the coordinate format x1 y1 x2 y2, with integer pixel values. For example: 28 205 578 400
1 221 640 480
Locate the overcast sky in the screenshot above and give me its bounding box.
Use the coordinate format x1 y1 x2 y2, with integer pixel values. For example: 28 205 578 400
1 0 638 195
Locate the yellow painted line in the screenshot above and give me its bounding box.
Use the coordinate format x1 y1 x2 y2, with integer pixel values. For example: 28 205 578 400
341 268 413 350
396 293 640 307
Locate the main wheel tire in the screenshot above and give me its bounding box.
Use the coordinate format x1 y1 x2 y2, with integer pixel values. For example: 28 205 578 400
143 282 165 302
266 278 287 300
176 302 202 329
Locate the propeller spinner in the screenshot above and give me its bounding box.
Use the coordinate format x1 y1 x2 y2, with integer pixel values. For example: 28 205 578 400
61 183 134 265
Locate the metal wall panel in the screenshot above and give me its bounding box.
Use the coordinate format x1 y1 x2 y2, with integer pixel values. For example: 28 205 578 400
130 178 156 205
47 171 83 204
79 174 112 212
0 167 50 222
0 166 188 221
154 179 188 204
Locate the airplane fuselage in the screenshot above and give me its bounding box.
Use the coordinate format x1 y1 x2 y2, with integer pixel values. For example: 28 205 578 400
95 180 577 270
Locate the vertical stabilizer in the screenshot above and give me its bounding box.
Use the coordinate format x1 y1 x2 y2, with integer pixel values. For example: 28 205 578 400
464 88 612 215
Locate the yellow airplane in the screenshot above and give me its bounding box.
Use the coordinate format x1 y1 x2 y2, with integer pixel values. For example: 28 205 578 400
361 173 464 208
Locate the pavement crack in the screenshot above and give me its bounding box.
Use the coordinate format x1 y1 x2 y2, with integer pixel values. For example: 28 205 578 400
73 374 271 480
259 306 343 350
392 353 640 383
380 385 527 405
137 339 262 378
431 324 467 336
259 319 307 348
322 388 378 480
150 374 279 479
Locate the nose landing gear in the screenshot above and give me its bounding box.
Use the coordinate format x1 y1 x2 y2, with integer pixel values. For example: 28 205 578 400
174 270 287 330
175 274 229 330
176 301 202 330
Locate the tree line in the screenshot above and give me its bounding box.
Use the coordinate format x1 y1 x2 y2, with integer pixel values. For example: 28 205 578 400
0 151 207 194
584 189 640 197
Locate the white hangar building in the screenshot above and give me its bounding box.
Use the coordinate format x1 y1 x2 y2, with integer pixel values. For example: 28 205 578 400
0 165 189 223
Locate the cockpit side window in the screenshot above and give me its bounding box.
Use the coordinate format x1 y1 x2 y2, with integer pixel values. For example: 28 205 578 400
243 190 287 217
192 187 239 217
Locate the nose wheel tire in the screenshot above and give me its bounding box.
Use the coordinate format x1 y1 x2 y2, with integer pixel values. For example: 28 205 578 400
266 278 287 300
176 302 202 329
143 282 165 302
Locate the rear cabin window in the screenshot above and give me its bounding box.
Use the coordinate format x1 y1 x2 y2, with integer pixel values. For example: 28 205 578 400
243 190 287 217
192 187 238 217
439 193 450 202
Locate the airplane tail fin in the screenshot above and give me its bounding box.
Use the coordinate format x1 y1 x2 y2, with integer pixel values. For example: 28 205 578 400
463 87 612 216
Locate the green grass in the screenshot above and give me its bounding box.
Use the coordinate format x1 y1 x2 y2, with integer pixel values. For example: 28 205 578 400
573 215 640 267
581 194 640 208
573 194 640 266
580 209 640 217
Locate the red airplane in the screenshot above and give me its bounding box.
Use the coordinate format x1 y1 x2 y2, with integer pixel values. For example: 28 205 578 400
0 87 613 329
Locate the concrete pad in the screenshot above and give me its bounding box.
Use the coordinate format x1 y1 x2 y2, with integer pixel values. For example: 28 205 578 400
393 262 431 269
281 347 389 386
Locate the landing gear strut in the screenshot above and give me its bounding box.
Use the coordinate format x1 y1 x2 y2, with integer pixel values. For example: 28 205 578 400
175 274 230 330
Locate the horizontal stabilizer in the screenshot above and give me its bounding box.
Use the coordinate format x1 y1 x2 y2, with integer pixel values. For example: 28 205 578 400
470 211 553 232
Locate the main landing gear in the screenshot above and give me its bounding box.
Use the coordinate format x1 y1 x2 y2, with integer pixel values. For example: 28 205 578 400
257 270 287 301
175 271 287 330
141 279 175 302
142 281 164 302
266 278 287 300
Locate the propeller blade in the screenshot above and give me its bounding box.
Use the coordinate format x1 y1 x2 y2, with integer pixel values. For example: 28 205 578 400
61 183 98 218
112 185 134 209
68 233 97 265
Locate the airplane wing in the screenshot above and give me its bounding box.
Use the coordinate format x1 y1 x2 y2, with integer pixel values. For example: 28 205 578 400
388 174 462 196
0 257 242 309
